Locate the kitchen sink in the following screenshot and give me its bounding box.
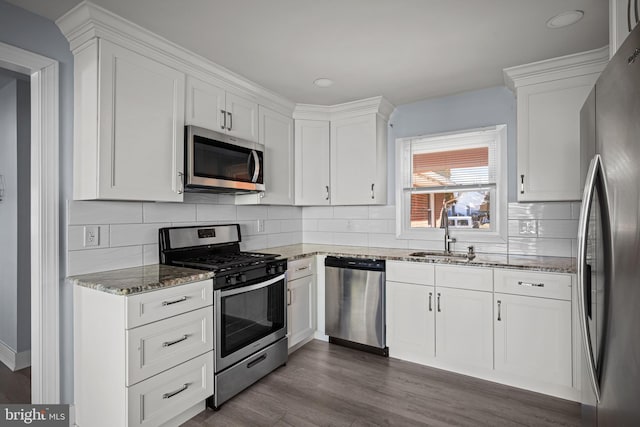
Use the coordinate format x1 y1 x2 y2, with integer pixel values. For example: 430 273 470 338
408 251 472 260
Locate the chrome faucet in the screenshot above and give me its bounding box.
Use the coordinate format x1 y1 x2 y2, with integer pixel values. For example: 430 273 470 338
441 198 457 254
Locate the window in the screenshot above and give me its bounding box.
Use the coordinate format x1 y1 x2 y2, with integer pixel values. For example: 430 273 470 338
396 125 507 242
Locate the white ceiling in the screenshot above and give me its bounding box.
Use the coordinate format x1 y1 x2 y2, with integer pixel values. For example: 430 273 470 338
7 0 608 106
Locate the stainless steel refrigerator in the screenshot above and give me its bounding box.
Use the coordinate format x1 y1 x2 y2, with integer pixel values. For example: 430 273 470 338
577 23 640 426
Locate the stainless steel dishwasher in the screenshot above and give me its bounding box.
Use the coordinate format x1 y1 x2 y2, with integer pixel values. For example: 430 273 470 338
324 256 387 356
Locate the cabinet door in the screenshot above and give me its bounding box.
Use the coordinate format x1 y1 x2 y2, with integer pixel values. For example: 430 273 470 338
330 115 378 205
386 281 435 364
225 92 258 142
98 40 185 201
435 287 493 370
185 76 225 131
294 119 331 205
494 293 572 387
288 275 315 348
517 74 597 201
259 107 294 205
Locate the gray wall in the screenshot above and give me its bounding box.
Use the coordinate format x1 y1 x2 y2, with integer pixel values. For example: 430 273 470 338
0 0 74 402
0 76 30 355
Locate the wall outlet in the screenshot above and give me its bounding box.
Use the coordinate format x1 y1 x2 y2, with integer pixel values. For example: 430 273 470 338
256 219 265 233
518 220 538 236
84 225 100 247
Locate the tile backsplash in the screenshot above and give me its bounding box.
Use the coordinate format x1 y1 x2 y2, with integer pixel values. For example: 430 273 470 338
67 197 303 276
67 198 579 276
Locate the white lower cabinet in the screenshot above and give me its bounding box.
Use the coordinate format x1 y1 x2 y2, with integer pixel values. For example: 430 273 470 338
386 281 435 364
435 287 493 371
74 280 214 427
494 293 572 387
287 257 316 350
386 261 578 401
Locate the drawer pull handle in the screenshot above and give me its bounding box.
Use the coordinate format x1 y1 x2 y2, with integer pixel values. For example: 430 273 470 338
517 281 544 288
497 300 502 321
296 266 309 271
247 354 267 369
428 292 433 312
437 293 441 312
163 335 189 347
162 296 188 306
287 289 292 306
163 383 189 399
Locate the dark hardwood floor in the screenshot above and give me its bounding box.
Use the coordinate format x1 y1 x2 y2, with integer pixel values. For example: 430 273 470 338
0 362 30 404
185 340 580 427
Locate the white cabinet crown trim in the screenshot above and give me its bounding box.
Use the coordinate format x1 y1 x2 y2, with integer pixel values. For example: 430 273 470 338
293 96 395 121
503 46 609 90
56 1 295 116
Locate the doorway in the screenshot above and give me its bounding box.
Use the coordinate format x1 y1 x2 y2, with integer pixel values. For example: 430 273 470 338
0 41 60 404
0 67 31 403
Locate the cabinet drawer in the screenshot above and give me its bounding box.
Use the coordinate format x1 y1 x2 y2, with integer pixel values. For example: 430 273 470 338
126 280 213 328
386 261 434 286
127 351 213 427
126 307 213 386
435 265 493 292
494 269 572 301
288 257 314 281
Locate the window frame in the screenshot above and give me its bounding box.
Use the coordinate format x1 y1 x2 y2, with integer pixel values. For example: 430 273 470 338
395 125 508 245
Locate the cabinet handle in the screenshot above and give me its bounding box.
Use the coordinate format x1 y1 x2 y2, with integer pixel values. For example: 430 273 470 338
163 334 189 347
497 300 502 321
428 292 433 312
520 174 525 194
325 185 330 200
437 293 441 312
221 109 226 130
517 280 544 288
162 296 188 306
287 288 292 306
371 183 375 199
163 383 189 399
295 266 309 271
227 111 232 131
177 172 184 194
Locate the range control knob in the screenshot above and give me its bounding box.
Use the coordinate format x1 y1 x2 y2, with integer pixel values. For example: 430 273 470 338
267 265 277 275
277 264 284 273
226 275 237 285
240 274 247 283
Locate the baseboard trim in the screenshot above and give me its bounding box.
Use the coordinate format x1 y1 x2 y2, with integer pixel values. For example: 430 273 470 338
0 340 31 371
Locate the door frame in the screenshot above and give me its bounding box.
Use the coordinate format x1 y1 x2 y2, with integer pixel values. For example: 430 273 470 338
0 41 60 404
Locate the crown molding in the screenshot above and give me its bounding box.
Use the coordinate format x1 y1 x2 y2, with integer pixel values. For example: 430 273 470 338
56 1 296 115
503 46 609 91
293 96 395 121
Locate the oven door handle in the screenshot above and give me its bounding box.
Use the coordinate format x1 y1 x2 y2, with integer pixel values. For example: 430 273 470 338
219 273 285 297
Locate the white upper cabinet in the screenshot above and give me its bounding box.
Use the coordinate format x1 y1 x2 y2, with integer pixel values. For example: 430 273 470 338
235 106 294 205
610 0 639 57
294 97 393 206
504 47 608 202
73 39 185 202
186 76 258 142
330 114 386 205
294 119 331 205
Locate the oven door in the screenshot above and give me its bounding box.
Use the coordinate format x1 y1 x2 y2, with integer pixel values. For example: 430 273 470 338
215 274 286 372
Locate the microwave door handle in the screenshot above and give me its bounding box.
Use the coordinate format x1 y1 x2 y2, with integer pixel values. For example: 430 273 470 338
250 150 260 183
577 154 603 403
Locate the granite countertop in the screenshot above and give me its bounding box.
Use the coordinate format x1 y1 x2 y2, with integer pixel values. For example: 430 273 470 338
261 244 576 274
68 264 215 296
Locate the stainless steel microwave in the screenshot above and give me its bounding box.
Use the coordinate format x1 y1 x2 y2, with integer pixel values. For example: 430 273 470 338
185 125 265 193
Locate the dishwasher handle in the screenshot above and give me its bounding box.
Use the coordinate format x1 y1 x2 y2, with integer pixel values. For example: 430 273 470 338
324 256 385 272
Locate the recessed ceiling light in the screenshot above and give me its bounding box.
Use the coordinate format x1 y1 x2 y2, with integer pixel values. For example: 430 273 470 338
546 10 584 28
313 78 334 88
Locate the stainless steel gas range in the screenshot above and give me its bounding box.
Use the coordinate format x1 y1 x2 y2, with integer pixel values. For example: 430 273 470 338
159 224 288 409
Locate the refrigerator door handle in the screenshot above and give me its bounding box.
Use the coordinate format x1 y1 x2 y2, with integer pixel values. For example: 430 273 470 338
577 154 604 403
